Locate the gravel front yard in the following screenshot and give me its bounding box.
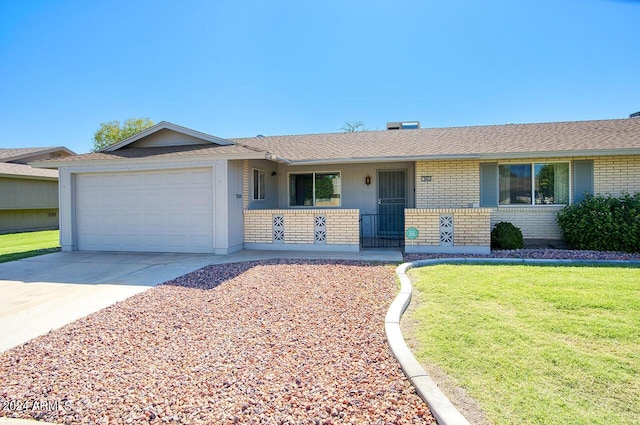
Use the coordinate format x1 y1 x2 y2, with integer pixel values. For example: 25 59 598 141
405 248 640 262
0 259 435 424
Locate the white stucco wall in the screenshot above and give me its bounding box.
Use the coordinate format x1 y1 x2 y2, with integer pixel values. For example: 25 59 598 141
272 162 415 212
247 159 279 209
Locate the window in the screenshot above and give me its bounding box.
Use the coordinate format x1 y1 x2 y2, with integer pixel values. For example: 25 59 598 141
499 162 569 205
253 169 265 200
289 172 341 207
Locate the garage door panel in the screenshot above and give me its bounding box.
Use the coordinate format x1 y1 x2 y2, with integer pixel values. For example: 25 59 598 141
76 168 214 253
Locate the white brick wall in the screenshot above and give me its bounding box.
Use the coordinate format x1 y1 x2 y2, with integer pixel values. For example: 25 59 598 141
415 155 640 240
490 207 563 239
415 160 480 208
242 160 249 210
244 209 359 245
405 208 491 247
593 155 640 197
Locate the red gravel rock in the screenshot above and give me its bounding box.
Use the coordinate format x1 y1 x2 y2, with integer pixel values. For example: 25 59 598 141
0 259 436 424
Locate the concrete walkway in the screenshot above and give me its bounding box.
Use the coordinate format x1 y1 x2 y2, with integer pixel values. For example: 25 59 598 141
1 249 401 353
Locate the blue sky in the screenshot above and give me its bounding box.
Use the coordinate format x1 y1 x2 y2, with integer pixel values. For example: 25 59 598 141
1 0 639 154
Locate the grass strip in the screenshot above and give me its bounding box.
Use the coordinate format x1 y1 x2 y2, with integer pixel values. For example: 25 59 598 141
0 230 60 263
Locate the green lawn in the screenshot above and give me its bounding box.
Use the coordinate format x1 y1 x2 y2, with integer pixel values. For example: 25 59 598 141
406 264 640 425
0 230 60 263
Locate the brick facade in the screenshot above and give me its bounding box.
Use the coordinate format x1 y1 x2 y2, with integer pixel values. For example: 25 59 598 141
242 155 640 251
405 208 491 253
242 160 249 210
593 155 640 197
490 207 563 239
415 160 480 208
414 155 640 241
243 209 359 247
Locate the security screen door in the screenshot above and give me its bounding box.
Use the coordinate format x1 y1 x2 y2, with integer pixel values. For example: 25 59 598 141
377 170 406 237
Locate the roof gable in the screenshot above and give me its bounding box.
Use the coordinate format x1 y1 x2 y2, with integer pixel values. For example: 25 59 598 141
103 121 234 152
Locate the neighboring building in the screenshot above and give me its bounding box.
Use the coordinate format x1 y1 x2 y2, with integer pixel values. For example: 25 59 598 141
0 147 75 234
33 118 640 254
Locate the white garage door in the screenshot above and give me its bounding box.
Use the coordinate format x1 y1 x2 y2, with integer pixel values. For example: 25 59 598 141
75 168 214 253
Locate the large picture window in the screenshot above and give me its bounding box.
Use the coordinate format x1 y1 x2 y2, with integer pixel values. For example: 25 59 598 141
499 163 569 205
289 172 341 207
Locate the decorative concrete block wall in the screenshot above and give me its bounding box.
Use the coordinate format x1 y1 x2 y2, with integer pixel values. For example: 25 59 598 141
405 208 491 254
244 209 359 251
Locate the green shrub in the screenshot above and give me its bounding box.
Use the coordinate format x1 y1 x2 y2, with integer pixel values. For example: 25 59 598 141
557 193 640 253
491 222 524 250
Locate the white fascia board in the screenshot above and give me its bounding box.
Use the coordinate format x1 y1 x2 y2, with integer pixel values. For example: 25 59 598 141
5 147 76 162
285 148 640 165
266 153 292 165
286 154 481 165
31 152 273 169
102 121 234 152
477 148 640 160
0 174 58 181
28 161 60 169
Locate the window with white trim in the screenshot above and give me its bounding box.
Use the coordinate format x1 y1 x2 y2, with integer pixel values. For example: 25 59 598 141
499 162 569 205
252 169 265 200
289 172 341 207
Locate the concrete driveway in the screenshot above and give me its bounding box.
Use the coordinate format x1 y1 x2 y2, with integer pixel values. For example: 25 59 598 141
0 251 220 353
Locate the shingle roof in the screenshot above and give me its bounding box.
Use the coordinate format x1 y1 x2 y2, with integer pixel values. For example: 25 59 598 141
0 147 57 161
0 162 58 179
0 147 75 164
48 144 268 162
233 118 640 162
30 118 640 167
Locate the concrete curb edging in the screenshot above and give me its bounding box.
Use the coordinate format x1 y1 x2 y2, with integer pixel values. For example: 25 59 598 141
386 257 640 425
386 260 472 425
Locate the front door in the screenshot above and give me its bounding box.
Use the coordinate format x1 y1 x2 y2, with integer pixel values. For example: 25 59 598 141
377 170 406 237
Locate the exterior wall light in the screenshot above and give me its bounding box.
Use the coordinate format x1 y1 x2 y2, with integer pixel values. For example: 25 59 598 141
365 175 371 186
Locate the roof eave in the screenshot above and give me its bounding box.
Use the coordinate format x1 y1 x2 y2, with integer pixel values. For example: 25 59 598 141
285 148 640 165
2 146 76 163
0 173 58 181
30 151 274 169
285 154 481 165
266 154 292 165
478 148 640 160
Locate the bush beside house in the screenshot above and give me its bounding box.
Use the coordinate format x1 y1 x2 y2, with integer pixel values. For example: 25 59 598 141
557 193 640 253
491 222 524 250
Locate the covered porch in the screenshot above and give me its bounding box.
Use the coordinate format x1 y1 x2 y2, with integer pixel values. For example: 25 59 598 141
240 159 492 253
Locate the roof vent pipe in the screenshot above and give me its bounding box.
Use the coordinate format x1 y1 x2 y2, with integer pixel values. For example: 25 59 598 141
386 121 420 130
